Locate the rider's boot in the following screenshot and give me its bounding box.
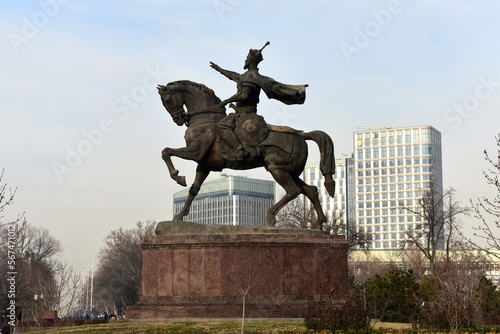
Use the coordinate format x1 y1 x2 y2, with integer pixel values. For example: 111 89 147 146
218 127 247 162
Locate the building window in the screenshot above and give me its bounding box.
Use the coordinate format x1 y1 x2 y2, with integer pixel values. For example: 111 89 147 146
405 146 411 156
422 145 433 155
422 157 433 165
397 130 403 143
405 130 411 144
364 135 371 147
421 128 431 143
397 146 403 157
413 145 420 155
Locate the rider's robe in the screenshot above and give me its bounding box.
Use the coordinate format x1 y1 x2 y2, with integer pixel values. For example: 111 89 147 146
243 71 307 105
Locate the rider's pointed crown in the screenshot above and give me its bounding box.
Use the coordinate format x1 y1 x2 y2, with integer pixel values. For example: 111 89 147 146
244 41 270 69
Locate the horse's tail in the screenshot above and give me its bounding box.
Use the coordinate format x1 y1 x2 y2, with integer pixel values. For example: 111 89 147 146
301 130 336 198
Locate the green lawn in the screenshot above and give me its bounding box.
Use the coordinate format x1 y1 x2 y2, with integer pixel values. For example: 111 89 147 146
19 320 310 334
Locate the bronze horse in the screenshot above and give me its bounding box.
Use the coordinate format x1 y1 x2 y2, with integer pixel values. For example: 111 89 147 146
158 80 335 229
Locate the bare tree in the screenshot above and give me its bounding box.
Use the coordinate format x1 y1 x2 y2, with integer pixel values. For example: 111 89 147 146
397 245 428 280
276 195 372 254
0 168 26 230
0 169 77 324
92 220 156 315
275 195 315 229
239 274 251 334
36 260 82 319
467 134 500 260
0 223 66 320
324 210 372 254
418 250 489 333
350 256 389 284
400 182 468 274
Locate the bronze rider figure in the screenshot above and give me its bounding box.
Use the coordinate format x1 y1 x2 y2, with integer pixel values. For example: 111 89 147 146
210 41 308 162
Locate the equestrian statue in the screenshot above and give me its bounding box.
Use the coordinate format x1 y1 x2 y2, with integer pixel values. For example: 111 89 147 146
158 42 336 229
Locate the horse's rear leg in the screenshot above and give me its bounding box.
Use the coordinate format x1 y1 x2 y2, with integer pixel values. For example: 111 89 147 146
173 166 210 221
295 178 327 230
266 168 301 227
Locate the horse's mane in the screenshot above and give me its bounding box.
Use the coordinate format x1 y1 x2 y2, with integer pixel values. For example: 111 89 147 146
166 80 221 103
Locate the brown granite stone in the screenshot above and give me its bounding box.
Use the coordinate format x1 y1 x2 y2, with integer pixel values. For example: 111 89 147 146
128 228 348 319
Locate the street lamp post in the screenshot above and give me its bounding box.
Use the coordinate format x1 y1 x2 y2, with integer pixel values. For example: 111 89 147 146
34 294 38 319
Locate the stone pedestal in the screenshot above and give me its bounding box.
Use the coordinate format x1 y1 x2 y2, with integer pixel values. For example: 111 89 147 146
128 221 348 320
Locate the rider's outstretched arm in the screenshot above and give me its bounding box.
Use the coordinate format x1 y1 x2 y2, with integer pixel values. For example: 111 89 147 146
210 62 240 82
220 85 252 106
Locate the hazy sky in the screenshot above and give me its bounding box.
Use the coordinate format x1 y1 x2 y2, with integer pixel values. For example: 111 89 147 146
1 0 499 269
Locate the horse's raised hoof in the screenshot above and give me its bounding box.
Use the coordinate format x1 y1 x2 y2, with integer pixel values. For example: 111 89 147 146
177 176 187 187
173 215 184 221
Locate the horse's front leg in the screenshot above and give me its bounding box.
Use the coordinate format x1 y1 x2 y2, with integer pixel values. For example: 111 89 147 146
174 166 210 221
161 145 204 187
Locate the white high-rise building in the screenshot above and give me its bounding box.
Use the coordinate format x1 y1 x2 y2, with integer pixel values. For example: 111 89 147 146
353 125 443 250
304 155 355 231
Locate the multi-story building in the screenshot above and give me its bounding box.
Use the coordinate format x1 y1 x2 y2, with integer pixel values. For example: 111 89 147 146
304 155 355 231
173 174 275 227
353 125 443 250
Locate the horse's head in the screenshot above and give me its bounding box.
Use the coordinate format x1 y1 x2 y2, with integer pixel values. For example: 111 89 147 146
158 83 187 126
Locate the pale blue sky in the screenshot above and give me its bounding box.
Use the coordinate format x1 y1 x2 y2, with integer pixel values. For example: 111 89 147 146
1 0 499 267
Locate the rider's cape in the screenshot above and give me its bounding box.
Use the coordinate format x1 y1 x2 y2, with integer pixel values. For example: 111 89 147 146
245 72 307 105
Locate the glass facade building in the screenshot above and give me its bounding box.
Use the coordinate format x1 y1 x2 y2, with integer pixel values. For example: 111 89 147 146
353 125 443 250
173 175 275 227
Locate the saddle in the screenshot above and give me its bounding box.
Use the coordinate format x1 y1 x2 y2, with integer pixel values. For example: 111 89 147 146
234 113 301 155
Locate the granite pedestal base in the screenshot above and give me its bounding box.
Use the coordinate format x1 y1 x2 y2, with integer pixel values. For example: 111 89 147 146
128 222 348 320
